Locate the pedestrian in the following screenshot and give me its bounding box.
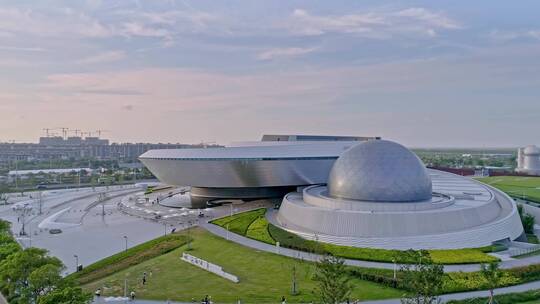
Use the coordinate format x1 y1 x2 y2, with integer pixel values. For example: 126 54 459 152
143 271 147 285
130 290 135 300
281 295 286 304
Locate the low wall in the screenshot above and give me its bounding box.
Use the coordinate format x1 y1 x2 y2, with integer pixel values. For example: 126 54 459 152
181 253 239 283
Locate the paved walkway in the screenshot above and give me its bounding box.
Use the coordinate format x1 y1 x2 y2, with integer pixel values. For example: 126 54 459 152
0 292 7 304
92 280 540 303
202 208 540 273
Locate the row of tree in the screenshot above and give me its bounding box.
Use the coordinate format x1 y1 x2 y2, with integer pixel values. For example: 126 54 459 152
0 220 91 304
313 250 503 304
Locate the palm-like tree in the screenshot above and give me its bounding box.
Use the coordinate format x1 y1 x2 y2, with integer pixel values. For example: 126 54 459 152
480 262 502 304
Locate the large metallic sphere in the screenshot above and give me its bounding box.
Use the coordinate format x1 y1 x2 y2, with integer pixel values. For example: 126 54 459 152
327 140 432 202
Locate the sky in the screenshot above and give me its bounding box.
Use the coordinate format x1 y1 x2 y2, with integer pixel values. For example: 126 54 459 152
0 0 539 147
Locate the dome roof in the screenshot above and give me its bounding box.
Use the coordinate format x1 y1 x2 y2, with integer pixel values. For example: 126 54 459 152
327 140 432 202
524 145 540 155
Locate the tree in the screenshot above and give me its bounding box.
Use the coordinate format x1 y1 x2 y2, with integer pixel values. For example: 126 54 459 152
313 254 352 304
399 250 444 304
23 264 63 303
517 205 535 234
37 286 92 304
0 247 63 300
480 262 502 304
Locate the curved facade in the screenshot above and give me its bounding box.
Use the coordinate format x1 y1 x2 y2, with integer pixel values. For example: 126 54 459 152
276 170 524 249
139 142 363 189
275 140 524 250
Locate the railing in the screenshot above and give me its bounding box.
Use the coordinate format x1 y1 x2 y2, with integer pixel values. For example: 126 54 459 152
507 245 540 257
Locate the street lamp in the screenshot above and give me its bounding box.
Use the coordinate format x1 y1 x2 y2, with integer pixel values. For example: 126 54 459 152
74 255 79 272
123 236 128 252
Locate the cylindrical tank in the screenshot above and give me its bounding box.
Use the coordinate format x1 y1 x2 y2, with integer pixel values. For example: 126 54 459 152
523 145 540 171
517 148 524 170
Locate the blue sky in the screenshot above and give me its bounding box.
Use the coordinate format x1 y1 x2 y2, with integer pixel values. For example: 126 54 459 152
0 0 539 147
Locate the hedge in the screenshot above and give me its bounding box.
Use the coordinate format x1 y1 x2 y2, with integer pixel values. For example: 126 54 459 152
212 208 498 264
447 289 540 304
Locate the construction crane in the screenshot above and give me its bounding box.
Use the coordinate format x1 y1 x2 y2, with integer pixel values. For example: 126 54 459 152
94 129 110 137
80 131 92 138
42 128 58 137
59 127 70 139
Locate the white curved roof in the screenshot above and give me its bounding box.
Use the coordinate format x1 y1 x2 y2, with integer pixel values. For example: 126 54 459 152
140 141 361 160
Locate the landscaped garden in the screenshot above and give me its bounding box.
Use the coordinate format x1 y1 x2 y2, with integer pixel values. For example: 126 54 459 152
210 208 499 264
77 224 540 302
82 228 403 303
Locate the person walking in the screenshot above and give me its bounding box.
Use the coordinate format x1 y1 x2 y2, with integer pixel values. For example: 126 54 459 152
142 272 147 285
130 291 135 300
281 295 286 304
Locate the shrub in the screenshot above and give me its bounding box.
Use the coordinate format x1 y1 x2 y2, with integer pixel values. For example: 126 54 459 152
447 289 540 304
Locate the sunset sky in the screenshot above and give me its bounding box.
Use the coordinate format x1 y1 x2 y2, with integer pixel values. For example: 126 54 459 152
1 0 539 147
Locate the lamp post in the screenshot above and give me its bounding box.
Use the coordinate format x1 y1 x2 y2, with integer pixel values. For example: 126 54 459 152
74 254 79 272
123 236 128 252
187 220 192 250
392 258 397 280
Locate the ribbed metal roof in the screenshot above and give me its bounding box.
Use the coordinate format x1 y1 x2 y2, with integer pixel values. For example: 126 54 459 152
139 141 360 160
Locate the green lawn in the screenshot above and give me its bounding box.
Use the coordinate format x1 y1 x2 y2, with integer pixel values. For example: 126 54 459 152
476 176 540 203
212 209 498 264
83 228 402 303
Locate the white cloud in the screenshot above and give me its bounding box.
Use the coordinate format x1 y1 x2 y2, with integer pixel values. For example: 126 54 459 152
257 47 317 61
490 29 540 41
0 46 46 52
76 50 126 64
394 8 461 30
286 7 460 38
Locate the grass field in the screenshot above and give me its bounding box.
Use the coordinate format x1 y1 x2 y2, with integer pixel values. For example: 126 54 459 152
476 176 540 203
212 208 498 264
83 228 402 303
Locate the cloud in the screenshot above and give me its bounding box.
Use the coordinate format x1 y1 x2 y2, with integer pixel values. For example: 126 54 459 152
285 7 460 38
0 7 112 38
257 47 317 60
76 50 126 64
394 8 461 30
490 29 540 41
0 46 46 52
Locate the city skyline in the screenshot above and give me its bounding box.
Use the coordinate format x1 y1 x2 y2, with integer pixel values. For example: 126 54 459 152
1 1 539 147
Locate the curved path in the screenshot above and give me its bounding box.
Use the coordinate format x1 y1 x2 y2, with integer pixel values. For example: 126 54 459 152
95 280 540 304
202 211 540 273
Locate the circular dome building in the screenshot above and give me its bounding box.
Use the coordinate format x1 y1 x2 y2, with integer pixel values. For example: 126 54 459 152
327 140 432 202
275 140 524 250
